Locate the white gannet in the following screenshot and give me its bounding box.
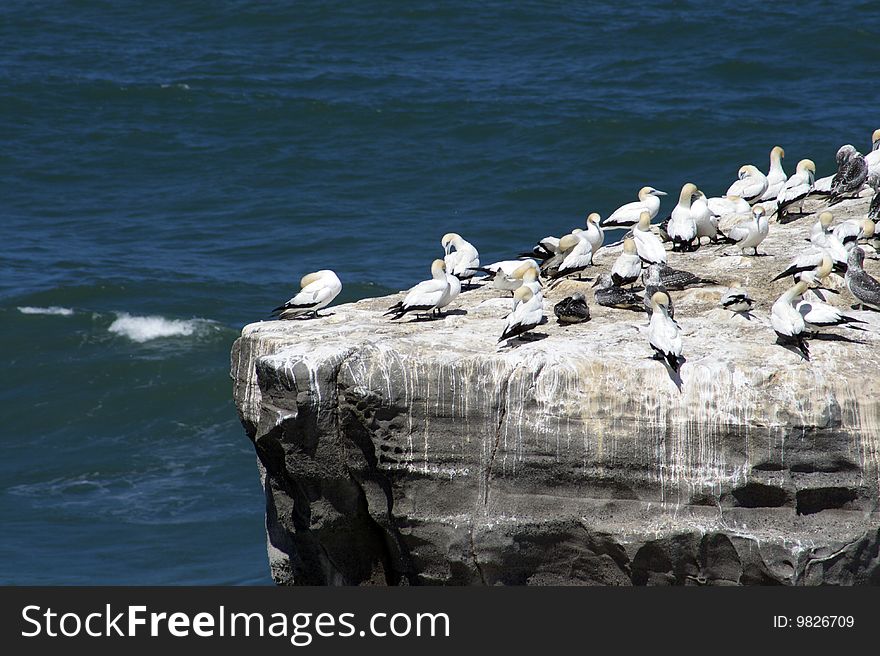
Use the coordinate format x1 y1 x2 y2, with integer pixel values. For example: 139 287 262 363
692 190 718 242
775 159 816 220
592 273 646 312
582 212 604 256
720 282 754 316
602 186 667 229
828 146 869 205
797 293 867 332
520 235 560 261
772 252 838 288
498 286 544 343
632 211 667 265
610 237 642 287
385 259 450 320
438 266 462 312
520 267 543 296
761 146 787 201
845 247 880 311
647 291 682 373
721 204 769 255
726 164 769 204
552 233 594 279
271 270 343 320
832 217 875 250
668 183 700 251
867 128 880 176
441 233 481 287
771 280 810 360
811 211 849 267
708 194 750 218
553 293 590 324
481 259 540 292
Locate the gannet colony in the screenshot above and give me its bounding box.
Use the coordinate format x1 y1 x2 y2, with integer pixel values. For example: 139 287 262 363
233 130 880 585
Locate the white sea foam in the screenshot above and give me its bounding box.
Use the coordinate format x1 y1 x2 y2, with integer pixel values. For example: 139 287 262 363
18 306 74 316
108 313 212 343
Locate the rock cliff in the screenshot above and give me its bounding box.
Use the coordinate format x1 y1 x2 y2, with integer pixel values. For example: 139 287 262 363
231 195 880 585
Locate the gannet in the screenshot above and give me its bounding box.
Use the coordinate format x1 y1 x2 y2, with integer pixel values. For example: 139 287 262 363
650 263 716 290
833 218 875 250
438 266 462 312
771 280 810 360
761 146 787 201
814 145 856 195
603 186 667 229
554 293 590 324
708 195 750 218
480 259 540 292
592 273 646 312
385 259 450 320
772 252 838 286
552 233 594 279
811 212 849 268
720 283 754 316
610 237 642 287
720 204 769 255
845 247 880 311
692 191 719 242
632 211 667 265
498 286 544 343
775 159 816 220
642 265 675 319
797 293 866 332
271 270 343 320
582 212 604 256
520 236 560 261
648 291 682 373
726 164 769 204
829 146 868 205
668 183 700 251
441 233 481 286
868 173 880 223
867 129 880 176
520 267 543 296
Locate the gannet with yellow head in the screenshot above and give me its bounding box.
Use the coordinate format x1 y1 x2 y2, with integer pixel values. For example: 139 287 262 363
270 269 343 320
602 186 667 229
385 259 451 320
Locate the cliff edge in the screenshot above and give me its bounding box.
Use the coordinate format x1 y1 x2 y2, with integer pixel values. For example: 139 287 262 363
232 196 880 585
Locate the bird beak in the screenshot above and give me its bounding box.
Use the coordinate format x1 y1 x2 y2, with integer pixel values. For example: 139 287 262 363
591 278 600 288
653 190 667 196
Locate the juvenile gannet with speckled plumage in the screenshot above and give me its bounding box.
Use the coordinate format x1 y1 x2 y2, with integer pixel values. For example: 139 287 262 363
668 183 700 251
441 233 480 286
775 159 816 220
648 291 682 373
720 282 754 316
271 270 343 320
592 273 645 312
498 286 544 343
553 293 590 324
610 237 642 287
814 145 853 195
603 186 667 229
829 146 869 205
846 247 880 311
771 281 810 360
726 164 768 204
632 211 667 265
385 259 450 320
720 204 769 255
761 146 787 201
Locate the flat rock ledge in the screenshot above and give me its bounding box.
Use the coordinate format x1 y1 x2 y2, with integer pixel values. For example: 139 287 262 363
232 195 880 585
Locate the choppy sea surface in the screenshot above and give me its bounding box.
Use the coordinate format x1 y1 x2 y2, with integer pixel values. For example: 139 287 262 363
1 1 878 583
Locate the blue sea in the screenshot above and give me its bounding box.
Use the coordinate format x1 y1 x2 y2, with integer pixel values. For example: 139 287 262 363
1 1 878 584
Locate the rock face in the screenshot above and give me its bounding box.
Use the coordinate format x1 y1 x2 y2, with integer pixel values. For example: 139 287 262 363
231 195 880 585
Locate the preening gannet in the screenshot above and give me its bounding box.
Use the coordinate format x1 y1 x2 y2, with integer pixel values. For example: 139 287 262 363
553 293 591 324
520 267 543 296
271 270 343 320
648 291 683 373
592 273 645 312
833 218 875 250
761 146 787 201
481 259 540 292
726 164 769 204
385 259 450 320
811 212 849 268
498 286 544 343
668 183 700 251
442 233 481 286
632 211 667 265
797 293 866 332
829 146 868 205
772 252 838 287
845 247 880 311
814 145 854 195
720 204 769 255
771 281 810 360
610 238 642 287
603 186 667 229
775 159 816 220
642 265 675 319
708 195 750 218
552 233 594 279
720 283 754 315
583 212 604 256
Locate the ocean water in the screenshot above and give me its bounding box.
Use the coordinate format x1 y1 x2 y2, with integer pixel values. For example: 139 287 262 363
1 1 878 584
